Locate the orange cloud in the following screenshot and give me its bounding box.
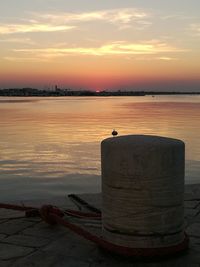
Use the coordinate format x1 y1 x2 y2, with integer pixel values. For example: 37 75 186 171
0 23 76 34
11 40 183 61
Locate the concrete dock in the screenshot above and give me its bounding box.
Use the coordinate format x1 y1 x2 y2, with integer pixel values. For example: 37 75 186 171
1 184 200 267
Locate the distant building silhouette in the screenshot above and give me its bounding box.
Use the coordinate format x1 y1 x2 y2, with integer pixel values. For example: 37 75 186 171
0 88 199 97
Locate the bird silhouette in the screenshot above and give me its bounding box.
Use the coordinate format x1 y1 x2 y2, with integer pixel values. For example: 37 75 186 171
112 129 118 137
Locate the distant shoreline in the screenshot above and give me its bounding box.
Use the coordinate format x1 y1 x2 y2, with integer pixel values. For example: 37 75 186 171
0 88 200 97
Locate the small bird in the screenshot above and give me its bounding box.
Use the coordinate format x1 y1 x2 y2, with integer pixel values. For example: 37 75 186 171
112 129 118 137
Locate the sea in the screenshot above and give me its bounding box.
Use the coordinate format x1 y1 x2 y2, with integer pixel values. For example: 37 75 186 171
0 95 199 201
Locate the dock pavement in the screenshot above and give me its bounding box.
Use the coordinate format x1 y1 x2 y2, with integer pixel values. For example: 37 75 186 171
1 184 200 267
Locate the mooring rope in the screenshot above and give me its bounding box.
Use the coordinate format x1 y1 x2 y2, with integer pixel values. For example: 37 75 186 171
0 197 189 258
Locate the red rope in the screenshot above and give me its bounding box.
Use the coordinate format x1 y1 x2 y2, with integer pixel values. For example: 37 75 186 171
0 203 35 211
0 202 189 258
39 205 65 225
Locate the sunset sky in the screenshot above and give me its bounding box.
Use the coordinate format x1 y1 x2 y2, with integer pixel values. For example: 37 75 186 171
0 0 200 91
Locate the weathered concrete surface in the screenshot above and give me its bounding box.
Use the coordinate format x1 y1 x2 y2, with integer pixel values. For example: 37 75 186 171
0 243 34 260
0 209 23 220
0 234 6 240
3 234 50 248
101 135 185 248
0 184 200 266
0 219 36 235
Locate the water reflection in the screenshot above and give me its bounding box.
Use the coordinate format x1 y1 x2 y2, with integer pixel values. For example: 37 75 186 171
0 96 200 200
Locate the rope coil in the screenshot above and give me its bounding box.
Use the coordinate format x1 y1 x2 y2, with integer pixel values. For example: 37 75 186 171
39 205 64 225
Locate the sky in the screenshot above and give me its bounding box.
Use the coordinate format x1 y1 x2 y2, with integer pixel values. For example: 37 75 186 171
0 0 200 91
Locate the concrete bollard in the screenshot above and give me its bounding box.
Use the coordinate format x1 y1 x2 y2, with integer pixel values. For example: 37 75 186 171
101 135 185 248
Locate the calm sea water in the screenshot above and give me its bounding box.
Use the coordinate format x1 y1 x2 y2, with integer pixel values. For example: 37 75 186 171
0 95 200 201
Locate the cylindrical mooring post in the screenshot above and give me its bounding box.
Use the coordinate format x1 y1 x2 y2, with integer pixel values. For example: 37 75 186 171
101 135 185 249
